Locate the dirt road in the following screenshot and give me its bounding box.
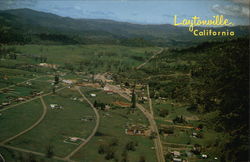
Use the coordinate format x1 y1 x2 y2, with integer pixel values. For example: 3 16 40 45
136 48 164 70
0 97 47 145
0 76 44 92
0 86 67 112
0 153 5 162
1 145 66 161
105 83 165 162
147 84 154 116
64 87 100 161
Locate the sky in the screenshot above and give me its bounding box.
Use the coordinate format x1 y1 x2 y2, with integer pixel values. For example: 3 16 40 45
0 0 249 25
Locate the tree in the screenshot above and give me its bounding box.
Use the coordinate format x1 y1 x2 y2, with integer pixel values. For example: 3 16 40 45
93 100 98 107
149 131 157 139
121 150 128 162
158 108 168 117
190 39 249 161
46 145 54 158
109 138 119 146
105 149 115 160
173 116 186 124
125 141 136 151
164 152 172 161
98 144 107 154
191 144 202 155
52 85 56 94
139 156 146 162
54 75 59 84
125 82 130 87
131 89 136 110
28 154 37 162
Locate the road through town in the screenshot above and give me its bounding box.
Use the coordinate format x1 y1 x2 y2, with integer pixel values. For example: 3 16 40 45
105 84 165 162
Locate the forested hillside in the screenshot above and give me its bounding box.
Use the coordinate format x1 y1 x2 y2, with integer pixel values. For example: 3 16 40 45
0 8 249 47
115 38 249 161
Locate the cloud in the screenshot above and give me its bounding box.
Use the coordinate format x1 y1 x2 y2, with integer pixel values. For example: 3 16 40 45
212 4 249 17
212 0 249 18
231 0 249 5
0 0 38 10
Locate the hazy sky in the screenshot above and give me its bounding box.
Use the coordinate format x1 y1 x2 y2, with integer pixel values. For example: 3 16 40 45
0 0 249 25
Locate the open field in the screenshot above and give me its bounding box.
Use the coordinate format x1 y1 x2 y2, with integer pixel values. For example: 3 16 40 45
0 45 161 161
70 87 156 161
6 45 159 73
153 100 199 122
0 99 43 142
0 75 56 105
0 146 63 162
81 86 128 105
0 42 232 162
7 88 96 157
72 108 156 162
0 68 34 89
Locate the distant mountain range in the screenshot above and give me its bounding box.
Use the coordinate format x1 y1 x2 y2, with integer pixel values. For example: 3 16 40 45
0 8 249 46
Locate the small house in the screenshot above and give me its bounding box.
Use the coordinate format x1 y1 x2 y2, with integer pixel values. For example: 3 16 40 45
192 132 198 138
90 94 96 97
172 151 181 157
50 104 62 109
104 86 113 93
125 124 150 136
105 105 111 110
69 137 78 142
202 154 208 159
17 97 25 101
62 80 73 84
173 158 182 162
2 102 10 106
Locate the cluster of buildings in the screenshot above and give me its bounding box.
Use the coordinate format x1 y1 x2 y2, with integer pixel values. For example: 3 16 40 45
172 151 182 162
125 124 150 136
38 63 58 69
0 91 44 108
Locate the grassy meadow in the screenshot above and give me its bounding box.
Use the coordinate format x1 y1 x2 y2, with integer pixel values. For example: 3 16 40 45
7 88 96 157
0 99 43 142
7 45 159 73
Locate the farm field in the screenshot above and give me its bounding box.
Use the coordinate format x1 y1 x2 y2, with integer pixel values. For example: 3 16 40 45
0 44 161 161
7 88 96 157
6 45 159 73
0 146 62 162
72 109 157 162
71 87 156 162
0 99 43 142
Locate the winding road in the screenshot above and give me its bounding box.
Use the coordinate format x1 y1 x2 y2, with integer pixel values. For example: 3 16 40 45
64 86 100 161
0 96 47 145
0 47 164 161
0 86 67 112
